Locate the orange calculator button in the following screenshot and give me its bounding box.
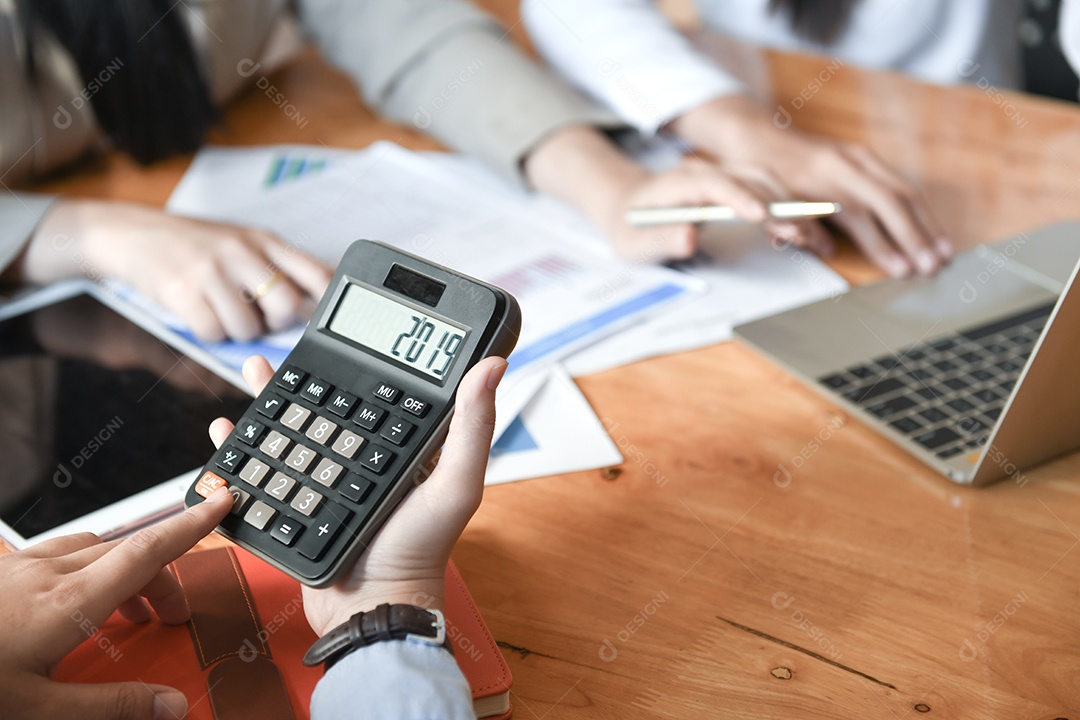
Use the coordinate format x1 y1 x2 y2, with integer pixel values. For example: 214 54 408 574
195 471 228 498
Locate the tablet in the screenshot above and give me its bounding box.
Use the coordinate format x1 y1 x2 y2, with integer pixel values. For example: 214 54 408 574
0 281 252 549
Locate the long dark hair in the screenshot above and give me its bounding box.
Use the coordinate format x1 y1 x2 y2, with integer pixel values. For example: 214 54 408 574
18 0 218 164
768 0 861 45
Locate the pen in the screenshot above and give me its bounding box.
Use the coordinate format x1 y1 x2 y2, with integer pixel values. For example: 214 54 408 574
626 201 842 227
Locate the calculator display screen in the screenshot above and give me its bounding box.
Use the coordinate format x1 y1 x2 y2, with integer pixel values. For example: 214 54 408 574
328 283 469 380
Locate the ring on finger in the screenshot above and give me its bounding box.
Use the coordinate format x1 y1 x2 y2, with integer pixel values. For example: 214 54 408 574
252 271 284 300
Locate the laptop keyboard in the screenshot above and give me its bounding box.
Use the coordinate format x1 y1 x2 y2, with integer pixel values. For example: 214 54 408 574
818 302 1056 460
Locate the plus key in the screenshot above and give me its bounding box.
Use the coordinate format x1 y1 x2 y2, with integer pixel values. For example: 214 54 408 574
295 504 353 562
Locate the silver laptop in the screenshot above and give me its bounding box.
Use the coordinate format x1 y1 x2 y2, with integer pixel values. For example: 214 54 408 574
734 222 1080 486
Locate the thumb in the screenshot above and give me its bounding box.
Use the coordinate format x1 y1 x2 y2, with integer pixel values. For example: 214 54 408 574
421 356 507 509
49 681 187 720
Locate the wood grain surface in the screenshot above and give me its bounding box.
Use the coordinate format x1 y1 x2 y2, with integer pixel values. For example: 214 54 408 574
26 10 1080 719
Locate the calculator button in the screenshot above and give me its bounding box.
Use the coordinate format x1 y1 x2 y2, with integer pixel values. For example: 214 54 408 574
244 501 277 531
290 487 325 517
380 417 415 446
326 390 357 419
284 445 318 473
227 486 252 515
359 444 395 475
331 429 365 460
256 394 286 420
372 382 401 404
296 504 352 561
281 403 313 432
306 417 340 446
194 471 228 499
276 366 306 393
235 418 266 446
353 403 386 431
270 517 304 546
311 457 345 488
239 457 271 488
215 446 246 474
265 472 298 501
260 431 291 459
338 473 374 504
301 377 333 406
400 396 430 418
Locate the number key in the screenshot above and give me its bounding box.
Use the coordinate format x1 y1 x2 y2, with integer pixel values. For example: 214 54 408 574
306 417 339 446
227 486 252 516
290 487 324 517
239 457 271 487
282 403 312 432
265 472 297 501
311 457 345 488
284 444 318 473
331 429 365 459
260 431 291 460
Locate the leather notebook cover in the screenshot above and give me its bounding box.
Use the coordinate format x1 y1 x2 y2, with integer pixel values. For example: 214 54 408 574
54 547 513 720
445 560 514 719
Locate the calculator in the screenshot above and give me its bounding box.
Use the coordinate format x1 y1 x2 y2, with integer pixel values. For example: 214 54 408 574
185 240 520 587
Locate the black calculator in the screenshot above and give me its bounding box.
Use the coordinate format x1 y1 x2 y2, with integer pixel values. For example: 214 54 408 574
186 240 520 586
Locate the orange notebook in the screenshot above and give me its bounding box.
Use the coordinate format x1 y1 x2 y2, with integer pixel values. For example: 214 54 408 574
54 547 513 719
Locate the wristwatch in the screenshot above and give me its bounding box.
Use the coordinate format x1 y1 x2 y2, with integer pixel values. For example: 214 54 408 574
302 604 449 669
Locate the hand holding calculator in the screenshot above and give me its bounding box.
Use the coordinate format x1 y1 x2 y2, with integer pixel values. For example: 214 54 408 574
186 241 520 587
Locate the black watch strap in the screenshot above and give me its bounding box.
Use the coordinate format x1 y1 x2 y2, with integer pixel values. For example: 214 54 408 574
302 604 448 669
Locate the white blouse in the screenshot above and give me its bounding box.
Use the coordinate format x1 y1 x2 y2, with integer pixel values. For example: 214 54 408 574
522 0 1026 135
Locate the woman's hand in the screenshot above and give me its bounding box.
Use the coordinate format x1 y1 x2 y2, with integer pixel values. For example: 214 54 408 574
523 124 829 262
670 94 951 277
606 158 835 262
0 488 233 720
209 354 507 636
17 199 333 341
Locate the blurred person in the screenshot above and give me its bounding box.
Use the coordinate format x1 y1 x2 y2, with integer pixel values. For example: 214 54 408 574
2 0 818 330
519 0 1031 276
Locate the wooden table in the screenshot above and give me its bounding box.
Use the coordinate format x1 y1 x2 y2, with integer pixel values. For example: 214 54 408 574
32 22 1080 720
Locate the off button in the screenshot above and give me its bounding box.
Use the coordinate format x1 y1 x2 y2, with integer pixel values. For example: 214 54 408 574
401 395 429 418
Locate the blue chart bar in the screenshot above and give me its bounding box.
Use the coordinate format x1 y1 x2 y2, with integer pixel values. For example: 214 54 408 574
265 155 331 187
506 282 687 374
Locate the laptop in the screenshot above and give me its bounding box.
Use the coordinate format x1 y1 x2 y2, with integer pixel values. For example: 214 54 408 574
734 222 1080 486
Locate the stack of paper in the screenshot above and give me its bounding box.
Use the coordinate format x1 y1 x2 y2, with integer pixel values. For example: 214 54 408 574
154 142 847 484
